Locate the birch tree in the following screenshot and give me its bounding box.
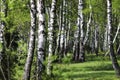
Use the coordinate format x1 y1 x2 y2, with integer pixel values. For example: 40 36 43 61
23 0 36 79
104 25 109 51
73 0 85 62
74 0 92 62
0 0 7 79
37 0 45 80
47 0 57 76
55 3 62 60
73 0 81 61
83 2 92 46
107 0 120 76
78 0 84 62
94 23 99 56
0 0 5 54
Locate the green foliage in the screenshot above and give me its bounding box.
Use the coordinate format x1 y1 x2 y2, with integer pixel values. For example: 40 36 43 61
92 62 113 71
6 0 30 34
17 40 27 54
53 54 120 80
112 0 120 14
53 64 66 80
86 53 110 61
13 40 28 79
0 43 3 50
1 0 120 79
51 55 58 63
53 61 119 80
62 53 72 64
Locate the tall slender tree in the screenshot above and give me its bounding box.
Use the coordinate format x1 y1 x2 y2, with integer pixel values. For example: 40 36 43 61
0 0 7 79
78 0 84 62
56 3 62 60
37 0 45 80
83 0 92 46
23 0 37 79
107 0 120 76
47 0 57 76
94 23 99 56
73 0 84 62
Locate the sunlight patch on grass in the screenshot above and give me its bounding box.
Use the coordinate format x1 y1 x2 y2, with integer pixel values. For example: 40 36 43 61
53 60 120 80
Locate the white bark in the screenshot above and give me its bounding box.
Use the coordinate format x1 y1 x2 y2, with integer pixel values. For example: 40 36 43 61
107 0 111 48
77 0 84 42
107 0 120 76
23 0 36 79
55 4 62 56
94 23 99 55
113 23 120 43
95 24 98 48
0 0 7 80
104 26 109 51
78 0 84 61
64 0 69 56
0 22 4 59
47 0 57 75
83 4 92 45
73 0 84 61
37 0 45 80
59 0 66 57
105 23 120 56
0 0 5 62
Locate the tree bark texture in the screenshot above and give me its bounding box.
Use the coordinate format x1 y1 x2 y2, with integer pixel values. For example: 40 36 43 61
37 0 45 80
107 0 120 76
23 0 36 79
47 0 57 76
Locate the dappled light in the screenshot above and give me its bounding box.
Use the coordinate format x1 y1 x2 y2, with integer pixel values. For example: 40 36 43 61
0 0 120 80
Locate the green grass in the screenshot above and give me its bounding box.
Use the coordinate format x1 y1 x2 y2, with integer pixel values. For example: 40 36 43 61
53 54 120 80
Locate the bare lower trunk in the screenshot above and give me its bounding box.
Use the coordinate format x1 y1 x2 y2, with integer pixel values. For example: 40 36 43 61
104 26 109 51
83 3 92 45
113 23 120 43
107 0 120 76
94 23 99 56
0 0 7 80
37 0 45 80
47 0 57 76
117 44 120 55
78 0 84 62
23 0 36 79
54 5 61 61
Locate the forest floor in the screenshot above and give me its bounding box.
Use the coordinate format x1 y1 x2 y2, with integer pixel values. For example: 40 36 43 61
53 54 120 80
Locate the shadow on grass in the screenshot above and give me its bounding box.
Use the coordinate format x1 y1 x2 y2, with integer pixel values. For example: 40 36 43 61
66 71 115 80
86 63 113 71
53 57 117 80
86 54 110 61
60 63 113 73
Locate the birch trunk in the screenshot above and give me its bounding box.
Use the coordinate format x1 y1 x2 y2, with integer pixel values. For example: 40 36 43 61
107 0 120 76
55 4 62 60
47 0 57 76
23 0 36 79
37 0 45 80
64 0 68 57
0 0 5 64
73 0 84 62
117 44 120 55
59 0 65 58
113 23 120 43
73 13 80 61
78 0 84 62
104 26 109 51
0 0 7 79
83 3 92 46
94 23 99 56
